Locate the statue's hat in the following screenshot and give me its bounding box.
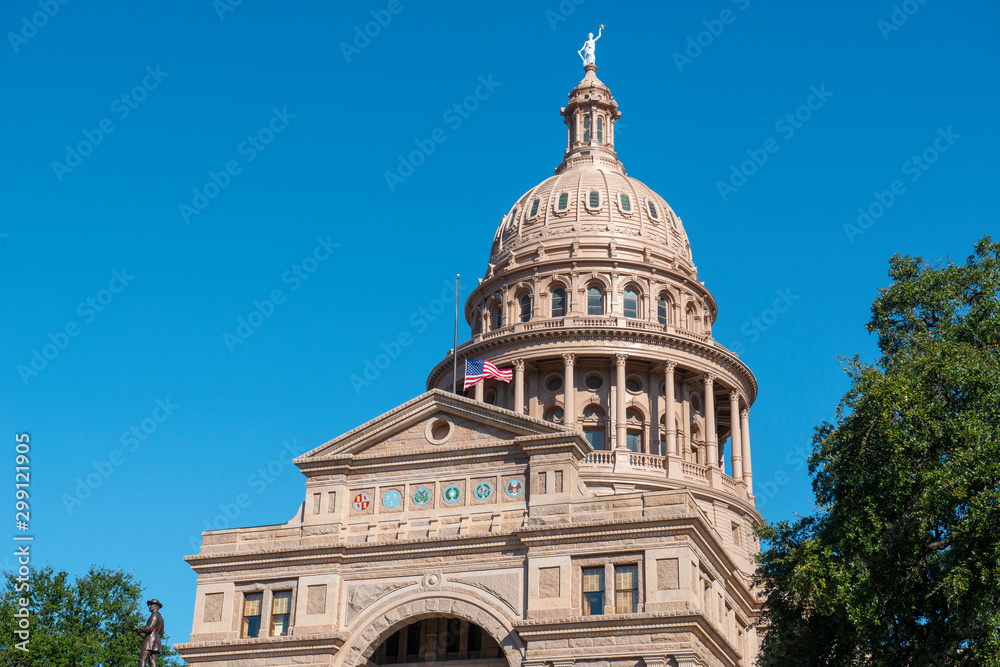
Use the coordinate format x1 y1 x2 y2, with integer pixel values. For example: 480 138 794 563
147 599 163 609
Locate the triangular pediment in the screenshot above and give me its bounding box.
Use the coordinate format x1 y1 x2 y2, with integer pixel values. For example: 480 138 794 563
295 389 587 467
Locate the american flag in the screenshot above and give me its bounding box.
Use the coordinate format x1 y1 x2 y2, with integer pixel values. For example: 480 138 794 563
464 359 513 390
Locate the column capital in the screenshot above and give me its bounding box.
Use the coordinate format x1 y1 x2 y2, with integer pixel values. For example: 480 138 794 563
513 359 525 371
729 389 741 403
663 361 677 373
741 406 750 419
561 352 575 366
615 353 628 367
702 373 717 388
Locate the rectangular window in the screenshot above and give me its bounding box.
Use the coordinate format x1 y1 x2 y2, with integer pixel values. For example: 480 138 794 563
582 567 604 615
551 289 566 317
585 429 604 450
242 592 263 638
582 115 591 142
615 564 639 613
530 199 540 217
626 431 640 453
589 191 600 208
620 194 631 211
557 193 569 211
596 117 604 143
270 590 292 636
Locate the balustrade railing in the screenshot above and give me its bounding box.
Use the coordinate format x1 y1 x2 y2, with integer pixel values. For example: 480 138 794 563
628 453 665 470
681 460 709 481
583 451 614 466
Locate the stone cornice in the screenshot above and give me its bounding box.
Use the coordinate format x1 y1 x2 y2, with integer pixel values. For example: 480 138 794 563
513 611 741 666
174 633 344 663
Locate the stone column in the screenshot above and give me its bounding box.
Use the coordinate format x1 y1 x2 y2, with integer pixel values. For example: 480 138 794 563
703 375 717 467
615 354 628 449
741 407 754 496
729 390 743 482
474 380 484 403
562 353 576 427
513 359 525 415
664 362 677 455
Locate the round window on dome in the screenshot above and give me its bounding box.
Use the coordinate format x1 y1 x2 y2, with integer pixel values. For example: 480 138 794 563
545 375 564 393
584 373 604 391
625 375 643 393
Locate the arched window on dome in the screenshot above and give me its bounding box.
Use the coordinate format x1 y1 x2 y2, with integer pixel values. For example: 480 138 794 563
658 415 667 456
518 294 532 323
657 293 672 325
529 199 540 217
625 408 644 453
623 288 639 319
492 304 504 330
582 405 606 450
647 200 659 220
596 116 603 143
472 308 482 335
582 115 591 142
685 305 695 332
551 287 567 317
587 285 605 316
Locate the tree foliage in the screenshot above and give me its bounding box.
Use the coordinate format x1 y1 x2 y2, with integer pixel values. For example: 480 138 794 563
754 236 1000 666
0 564 182 666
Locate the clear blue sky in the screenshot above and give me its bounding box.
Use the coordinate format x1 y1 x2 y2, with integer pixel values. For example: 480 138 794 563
2 0 996 646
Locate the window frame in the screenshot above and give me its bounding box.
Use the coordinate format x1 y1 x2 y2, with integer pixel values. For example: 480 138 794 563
586 285 605 316
518 293 532 323
623 287 639 319
550 287 567 317
241 592 263 638
556 192 570 212
575 555 644 616
269 589 293 637
587 190 601 210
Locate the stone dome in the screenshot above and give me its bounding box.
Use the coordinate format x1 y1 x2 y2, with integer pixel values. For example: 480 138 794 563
490 167 693 266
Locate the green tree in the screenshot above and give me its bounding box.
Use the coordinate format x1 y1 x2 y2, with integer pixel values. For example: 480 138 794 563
0 564 183 666
754 237 1000 666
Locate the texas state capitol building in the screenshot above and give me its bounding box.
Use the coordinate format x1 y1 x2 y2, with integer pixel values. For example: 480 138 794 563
177 59 764 667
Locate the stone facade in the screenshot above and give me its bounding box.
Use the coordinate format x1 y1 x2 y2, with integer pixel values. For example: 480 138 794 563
177 63 763 667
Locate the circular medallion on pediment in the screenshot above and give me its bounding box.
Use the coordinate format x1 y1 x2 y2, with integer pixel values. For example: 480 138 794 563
443 484 462 503
382 490 401 509
474 481 493 500
412 487 431 506
505 479 523 498
352 492 371 512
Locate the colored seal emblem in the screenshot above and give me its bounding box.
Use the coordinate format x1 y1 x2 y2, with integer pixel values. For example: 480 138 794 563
443 485 462 503
474 481 493 500
382 490 401 509
412 487 431 506
505 479 523 498
352 492 371 512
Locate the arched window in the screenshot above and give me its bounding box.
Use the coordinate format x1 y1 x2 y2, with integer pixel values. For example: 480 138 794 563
623 288 639 319
648 200 659 220
582 115 591 142
493 305 503 329
658 415 667 456
544 407 564 424
587 286 604 316
473 308 482 335
657 295 670 325
685 307 694 331
551 287 567 317
596 116 603 143
582 405 606 451
625 409 643 453
518 294 532 322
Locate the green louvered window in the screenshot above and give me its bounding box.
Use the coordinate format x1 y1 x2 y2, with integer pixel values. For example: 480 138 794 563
589 191 600 208
557 193 569 211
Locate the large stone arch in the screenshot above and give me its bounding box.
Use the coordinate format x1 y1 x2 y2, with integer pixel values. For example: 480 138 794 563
339 593 524 667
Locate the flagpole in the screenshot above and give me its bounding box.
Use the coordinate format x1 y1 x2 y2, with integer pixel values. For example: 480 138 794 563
452 274 459 394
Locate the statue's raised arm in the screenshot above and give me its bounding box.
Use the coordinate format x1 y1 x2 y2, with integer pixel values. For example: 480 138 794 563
578 25 604 66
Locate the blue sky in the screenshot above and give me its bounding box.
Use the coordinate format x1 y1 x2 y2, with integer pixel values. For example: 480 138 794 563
1 0 996 646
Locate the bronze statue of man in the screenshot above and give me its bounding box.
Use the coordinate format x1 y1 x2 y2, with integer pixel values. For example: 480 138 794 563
132 599 164 667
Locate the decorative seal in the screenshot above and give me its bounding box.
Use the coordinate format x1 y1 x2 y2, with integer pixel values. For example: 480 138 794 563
443 485 462 503
412 487 431 506
474 481 493 501
382 490 401 509
505 479 523 498
352 492 371 512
